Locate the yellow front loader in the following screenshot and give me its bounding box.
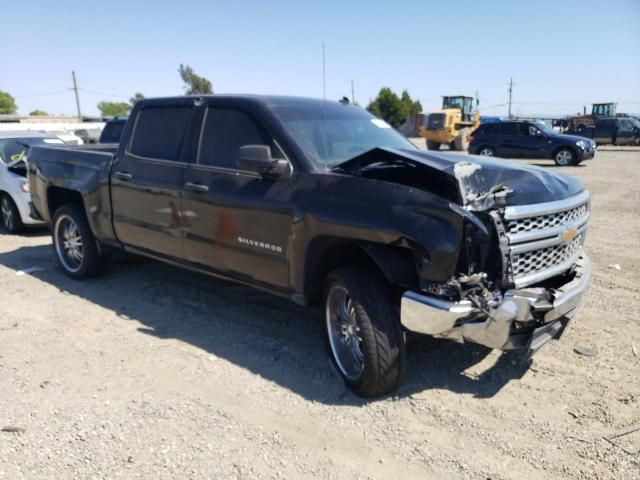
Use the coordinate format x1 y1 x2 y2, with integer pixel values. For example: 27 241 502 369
418 96 480 151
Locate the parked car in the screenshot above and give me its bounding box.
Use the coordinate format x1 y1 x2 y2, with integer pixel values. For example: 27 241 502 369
99 117 128 143
74 128 102 144
50 130 84 145
469 120 596 166
28 96 592 396
0 131 63 233
566 117 640 146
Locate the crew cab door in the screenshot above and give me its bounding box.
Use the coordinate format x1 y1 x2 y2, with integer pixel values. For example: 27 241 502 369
497 122 522 157
181 103 293 289
110 100 197 259
594 119 615 144
616 119 636 145
516 123 549 158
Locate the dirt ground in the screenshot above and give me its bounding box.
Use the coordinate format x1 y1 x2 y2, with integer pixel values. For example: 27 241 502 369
0 149 639 479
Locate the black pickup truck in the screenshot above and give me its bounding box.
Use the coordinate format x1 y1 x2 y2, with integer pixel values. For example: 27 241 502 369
567 117 640 145
28 95 592 396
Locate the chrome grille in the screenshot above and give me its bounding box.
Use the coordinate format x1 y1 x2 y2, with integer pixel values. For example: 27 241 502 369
511 233 585 277
500 190 590 288
506 202 588 235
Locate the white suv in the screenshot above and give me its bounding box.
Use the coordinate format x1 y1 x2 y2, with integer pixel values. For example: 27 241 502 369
0 131 64 233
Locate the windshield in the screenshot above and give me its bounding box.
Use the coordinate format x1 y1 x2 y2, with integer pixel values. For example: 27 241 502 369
272 103 416 168
532 121 555 135
0 136 64 164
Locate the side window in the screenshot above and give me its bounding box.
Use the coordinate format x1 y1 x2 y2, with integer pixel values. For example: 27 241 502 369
473 125 486 135
199 107 272 168
129 106 193 161
500 123 519 136
619 120 632 132
485 123 498 135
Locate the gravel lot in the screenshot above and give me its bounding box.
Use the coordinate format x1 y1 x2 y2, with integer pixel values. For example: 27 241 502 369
0 149 639 479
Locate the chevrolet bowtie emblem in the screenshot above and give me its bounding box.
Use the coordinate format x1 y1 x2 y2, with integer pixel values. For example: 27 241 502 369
561 227 577 241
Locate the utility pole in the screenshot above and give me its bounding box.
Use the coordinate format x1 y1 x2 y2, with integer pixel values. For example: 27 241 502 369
507 78 514 119
71 71 82 120
474 90 479 112
322 44 326 102
351 80 356 105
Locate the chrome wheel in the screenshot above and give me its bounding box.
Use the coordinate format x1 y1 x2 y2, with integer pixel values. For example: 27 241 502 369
1 196 14 231
479 147 494 156
555 149 573 166
326 285 365 381
54 215 84 272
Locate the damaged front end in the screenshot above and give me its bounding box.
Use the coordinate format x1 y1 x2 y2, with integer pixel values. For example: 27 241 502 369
403 185 592 357
335 147 592 356
401 255 590 356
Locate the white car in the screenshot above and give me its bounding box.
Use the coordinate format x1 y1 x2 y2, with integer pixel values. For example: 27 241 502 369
0 131 64 233
50 130 85 145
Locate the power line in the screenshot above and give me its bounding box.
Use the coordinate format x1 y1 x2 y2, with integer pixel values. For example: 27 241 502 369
14 90 69 98
82 90 130 100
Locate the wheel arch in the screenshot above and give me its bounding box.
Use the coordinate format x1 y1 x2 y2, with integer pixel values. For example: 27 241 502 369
475 144 495 156
301 236 419 306
47 186 85 218
551 145 576 160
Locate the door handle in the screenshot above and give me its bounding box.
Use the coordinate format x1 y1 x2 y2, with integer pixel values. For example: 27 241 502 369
114 171 132 181
184 182 209 193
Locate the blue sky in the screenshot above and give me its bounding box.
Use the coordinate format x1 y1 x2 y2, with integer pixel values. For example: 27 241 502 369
1 0 639 117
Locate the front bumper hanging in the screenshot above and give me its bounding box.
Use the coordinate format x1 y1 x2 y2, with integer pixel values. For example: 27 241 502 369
401 254 591 357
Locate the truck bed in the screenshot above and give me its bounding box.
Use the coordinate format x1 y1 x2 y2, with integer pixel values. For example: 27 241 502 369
27 144 117 241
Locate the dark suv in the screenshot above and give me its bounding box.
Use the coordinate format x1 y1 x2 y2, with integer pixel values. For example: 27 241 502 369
469 120 596 166
99 117 128 144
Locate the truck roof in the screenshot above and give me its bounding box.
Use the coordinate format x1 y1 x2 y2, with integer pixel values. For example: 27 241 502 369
136 94 343 109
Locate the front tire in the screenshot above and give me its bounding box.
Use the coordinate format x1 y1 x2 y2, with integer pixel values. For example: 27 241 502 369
52 204 108 278
554 148 576 166
426 140 441 150
323 266 406 397
1 194 24 234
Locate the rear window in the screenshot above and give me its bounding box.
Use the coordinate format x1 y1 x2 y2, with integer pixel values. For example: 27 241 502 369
479 123 498 135
129 106 193 161
0 137 64 163
473 125 487 135
500 122 519 135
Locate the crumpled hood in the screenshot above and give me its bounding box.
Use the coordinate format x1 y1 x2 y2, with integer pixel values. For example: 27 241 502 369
335 147 585 209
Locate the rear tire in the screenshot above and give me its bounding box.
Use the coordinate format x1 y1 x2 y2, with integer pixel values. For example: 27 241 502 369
554 148 576 166
426 140 441 150
1 194 24 234
52 204 108 279
323 266 406 397
478 146 495 156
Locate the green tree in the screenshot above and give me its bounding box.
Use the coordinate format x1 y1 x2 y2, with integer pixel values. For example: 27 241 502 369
97 101 130 117
29 109 49 116
366 88 422 128
129 92 145 107
0 91 17 115
178 64 213 94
